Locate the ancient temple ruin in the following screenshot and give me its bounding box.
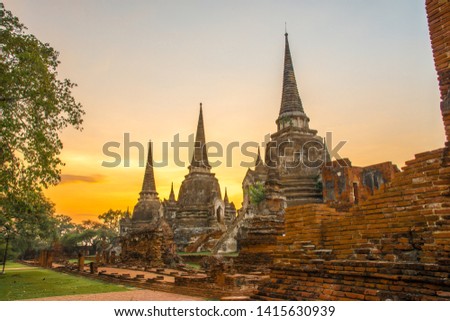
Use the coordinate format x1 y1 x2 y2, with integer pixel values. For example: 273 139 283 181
242 33 327 209
120 105 236 257
119 143 177 266
220 32 401 271
166 105 236 251
82 1 450 302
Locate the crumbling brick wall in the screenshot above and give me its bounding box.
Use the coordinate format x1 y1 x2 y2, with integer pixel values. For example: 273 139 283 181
427 0 450 100
120 220 179 267
255 146 450 300
254 0 450 301
322 159 399 211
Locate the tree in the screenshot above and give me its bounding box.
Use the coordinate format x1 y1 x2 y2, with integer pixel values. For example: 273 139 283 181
53 214 76 236
0 3 85 256
80 219 104 231
0 190 55 261
98 209 125 234
249 182 266 205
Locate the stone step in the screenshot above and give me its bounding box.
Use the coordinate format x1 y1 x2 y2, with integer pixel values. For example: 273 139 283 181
287 198 323 206
284 192 322 199
281 180 318 186
282 181 319 187
283 187 321 194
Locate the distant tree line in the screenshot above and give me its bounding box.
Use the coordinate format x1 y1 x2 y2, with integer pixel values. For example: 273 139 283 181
1 209 126 260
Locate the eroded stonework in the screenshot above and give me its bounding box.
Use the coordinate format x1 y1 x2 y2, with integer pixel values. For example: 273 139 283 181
120 142 178 266
121 106 237 255
167 105 236 251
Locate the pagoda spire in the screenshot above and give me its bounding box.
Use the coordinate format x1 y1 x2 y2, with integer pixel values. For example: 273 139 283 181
168 182 176 202
255 147 262 167
190 103 211 171
279 32 304 116
139 141 158 200
224 187 229 203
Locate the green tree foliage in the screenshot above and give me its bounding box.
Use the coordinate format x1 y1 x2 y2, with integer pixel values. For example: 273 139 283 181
58 217 118 256
0 191 55 259
53 214 76 236
98 209 125 233
0 3 84 255
249 182 266 205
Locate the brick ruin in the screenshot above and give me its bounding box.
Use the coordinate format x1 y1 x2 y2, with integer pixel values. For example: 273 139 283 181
120 105 236 264
170 105 236 251
322 159 400 211
120 220 178 267
114 0 449 300
251 0 450 300
119 142 178 266
225 32 401 272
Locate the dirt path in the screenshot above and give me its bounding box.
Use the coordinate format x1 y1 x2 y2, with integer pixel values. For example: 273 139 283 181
27 289 204 301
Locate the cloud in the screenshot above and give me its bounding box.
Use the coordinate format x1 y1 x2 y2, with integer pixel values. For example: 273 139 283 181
60 174 105 184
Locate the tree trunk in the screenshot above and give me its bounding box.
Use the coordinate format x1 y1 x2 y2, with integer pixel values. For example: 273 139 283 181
1 236 9 274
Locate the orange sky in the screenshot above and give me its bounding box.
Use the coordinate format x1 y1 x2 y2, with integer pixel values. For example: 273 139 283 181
4 0 445 223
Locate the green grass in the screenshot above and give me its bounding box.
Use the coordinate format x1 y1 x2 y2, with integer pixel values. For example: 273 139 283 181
0 262 130 301
185 263 201 270
0 261 29 269
177 251 211 256
177 252 239 257
68 258 93 264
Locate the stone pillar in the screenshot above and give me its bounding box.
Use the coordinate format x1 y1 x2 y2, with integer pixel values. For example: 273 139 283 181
77 252 85 272
46 250 53 268
89 262 98 274
39 251 45 267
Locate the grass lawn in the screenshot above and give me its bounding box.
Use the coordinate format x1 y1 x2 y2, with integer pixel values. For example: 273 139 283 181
0 261 28 269
177 252 239 257
177 251 211 256
68 258 93 264
0 261 130 301
186 262 201 270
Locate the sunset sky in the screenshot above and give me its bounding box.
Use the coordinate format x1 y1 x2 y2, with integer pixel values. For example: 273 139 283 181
4 0 444 223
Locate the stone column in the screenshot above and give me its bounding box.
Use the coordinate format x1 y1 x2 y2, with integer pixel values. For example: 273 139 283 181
39 250 45 267
89 262 98 274
77 252 85 272
46 250 53 268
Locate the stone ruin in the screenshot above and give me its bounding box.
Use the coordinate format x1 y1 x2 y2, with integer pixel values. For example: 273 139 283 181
215 32 401 270
119 142 179 267
115 0 450 300
253 0 450 300
119 107 237 266
121 220 179 268
169 105 236 251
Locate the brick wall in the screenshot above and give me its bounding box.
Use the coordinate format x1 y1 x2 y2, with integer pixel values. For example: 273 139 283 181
255 146 450 300
427 0 450 100
234 209 285 272
254 2 450 300
427 0 450 143
322 159 399 211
